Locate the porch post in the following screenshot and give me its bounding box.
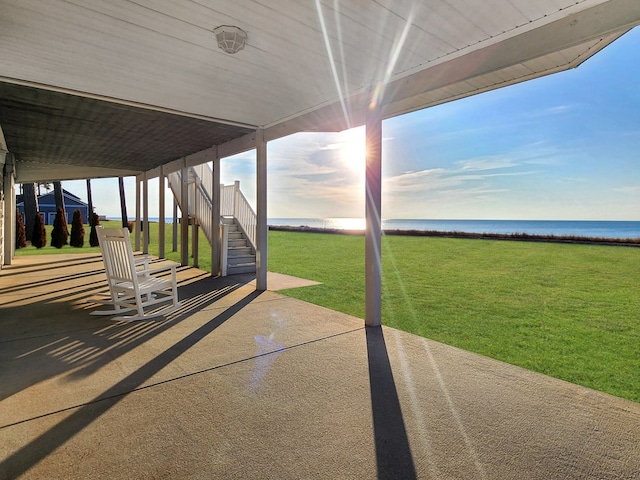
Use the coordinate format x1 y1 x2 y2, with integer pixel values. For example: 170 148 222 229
192 191 199 268
135 175 141 251
211 151 221 276
2 153 15 266
158 171 165 258
142 173 149 254
365 105 383 327
256 128 268 291
172 198 178 252
180 162 189 266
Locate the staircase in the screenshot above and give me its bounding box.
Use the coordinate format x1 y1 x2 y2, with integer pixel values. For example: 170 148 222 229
166 165 256 276
223 216 257 275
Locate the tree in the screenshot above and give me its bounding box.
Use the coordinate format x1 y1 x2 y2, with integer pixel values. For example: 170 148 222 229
70 209 85 248
89 213 100 247
53 181 65 213
16 209 27 248
22 183 38 241
31 212 47 248
51 182 68 248
37 182 51 196
119 177 129 230
51 207 69 248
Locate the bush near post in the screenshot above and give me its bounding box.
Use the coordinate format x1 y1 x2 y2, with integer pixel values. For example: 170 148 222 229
70 209 85 248
31 212 47 248
51 207 69 249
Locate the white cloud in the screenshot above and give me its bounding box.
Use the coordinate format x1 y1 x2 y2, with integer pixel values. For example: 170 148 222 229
457 157 517 171
520 104 573 120
614 185 640 195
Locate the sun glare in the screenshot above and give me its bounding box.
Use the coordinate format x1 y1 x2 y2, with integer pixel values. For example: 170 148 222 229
337 127 366 179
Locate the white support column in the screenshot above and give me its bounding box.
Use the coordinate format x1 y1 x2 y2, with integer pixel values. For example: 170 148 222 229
256 128 268 291
142 173 149 254
2 153 15 266
172 198 178 252
0 149 5 268
135 176 141 251
192 189 199 268
211 152 221 276
180 162 189 266
158 171 165 258
365 105 383 327
192 226 199 267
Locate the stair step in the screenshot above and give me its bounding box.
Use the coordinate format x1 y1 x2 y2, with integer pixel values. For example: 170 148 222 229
228 246 252 256
228 254 256 265
227 263 257 275
227 232 243 240
228 239 248 248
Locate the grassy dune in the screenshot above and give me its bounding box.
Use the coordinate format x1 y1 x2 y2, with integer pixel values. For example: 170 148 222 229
16 223 640 402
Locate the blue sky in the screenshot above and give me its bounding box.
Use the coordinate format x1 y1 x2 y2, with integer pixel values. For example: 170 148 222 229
62 27 639 221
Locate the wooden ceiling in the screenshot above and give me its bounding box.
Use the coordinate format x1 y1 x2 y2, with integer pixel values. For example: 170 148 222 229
0 0 638 182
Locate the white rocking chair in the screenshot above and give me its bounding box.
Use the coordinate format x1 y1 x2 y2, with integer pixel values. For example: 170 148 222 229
91 226 180 321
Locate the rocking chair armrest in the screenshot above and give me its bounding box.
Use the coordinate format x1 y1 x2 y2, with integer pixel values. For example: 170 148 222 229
142 262 180 276
134 254 154 265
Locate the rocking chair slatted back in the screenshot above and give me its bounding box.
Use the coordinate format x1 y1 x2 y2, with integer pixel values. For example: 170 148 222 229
93 226 180 321
99 228 138 284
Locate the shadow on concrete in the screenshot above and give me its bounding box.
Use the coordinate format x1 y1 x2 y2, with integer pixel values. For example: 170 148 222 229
1 254 104 275
366 326 417 480
0 266 243 406
0 289 262 479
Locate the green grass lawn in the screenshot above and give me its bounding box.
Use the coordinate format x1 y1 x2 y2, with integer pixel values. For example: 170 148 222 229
16 224 640 402
268 231 640 403
15 224 106 255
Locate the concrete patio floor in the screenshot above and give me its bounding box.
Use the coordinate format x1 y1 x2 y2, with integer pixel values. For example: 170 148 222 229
1 254 639 479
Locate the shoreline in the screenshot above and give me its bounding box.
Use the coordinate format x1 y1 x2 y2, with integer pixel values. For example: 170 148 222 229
268 225 640 247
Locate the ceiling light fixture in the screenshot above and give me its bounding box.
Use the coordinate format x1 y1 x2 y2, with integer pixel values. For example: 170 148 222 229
213 25 248 54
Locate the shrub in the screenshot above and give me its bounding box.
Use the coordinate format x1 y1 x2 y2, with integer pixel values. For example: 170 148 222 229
89 213 100 247
70 209 85 248
51 207 69 249
31 212 47 248
16 209 27 248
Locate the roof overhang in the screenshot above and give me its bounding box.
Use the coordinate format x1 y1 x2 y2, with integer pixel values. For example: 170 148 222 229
0 0 638 183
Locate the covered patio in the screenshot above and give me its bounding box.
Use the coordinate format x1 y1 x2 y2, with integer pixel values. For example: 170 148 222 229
2 255 640 478
2 0 640 325
2 1 640 477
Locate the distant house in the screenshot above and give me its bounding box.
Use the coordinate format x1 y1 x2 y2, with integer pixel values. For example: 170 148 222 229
17 189 92 226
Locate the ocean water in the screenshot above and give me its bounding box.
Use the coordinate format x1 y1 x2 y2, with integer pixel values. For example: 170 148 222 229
122 217 640 239
268 218 640 240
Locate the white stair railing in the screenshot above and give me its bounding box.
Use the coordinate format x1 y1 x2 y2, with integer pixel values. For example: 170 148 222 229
220 180 256 251
192 164 213 201
220 223 229 277
220 183 235 216
234 186 256 251
166 165 257 274
194 180 213 245
166 171 183 211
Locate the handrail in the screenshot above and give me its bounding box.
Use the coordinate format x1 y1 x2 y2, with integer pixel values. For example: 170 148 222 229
166 171 182 211
233 186 256 250
192 163 213 202
220 223 229 277
167 163 257 274
220 184 235 216
194 180 213 245
220 180 256 250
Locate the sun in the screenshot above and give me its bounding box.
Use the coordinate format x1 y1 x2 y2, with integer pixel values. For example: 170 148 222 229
337 126 366 179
